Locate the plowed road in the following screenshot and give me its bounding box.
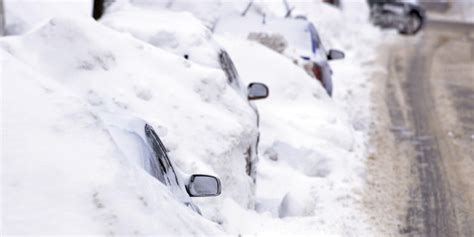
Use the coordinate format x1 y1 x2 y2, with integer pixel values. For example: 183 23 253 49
366 20 474 237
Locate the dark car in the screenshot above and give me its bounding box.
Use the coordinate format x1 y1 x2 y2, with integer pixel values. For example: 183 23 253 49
368 0 426 35
103 116 222 214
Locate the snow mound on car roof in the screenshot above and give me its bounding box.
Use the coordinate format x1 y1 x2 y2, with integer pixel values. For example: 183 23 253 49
0 16 257 221
109 0 247 27
101 5 221 69
3 0 92 35
1 49 223 235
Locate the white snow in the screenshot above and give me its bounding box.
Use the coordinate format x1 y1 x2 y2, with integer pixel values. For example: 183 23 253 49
215 35 371 236
1 49 223 235
2 0 387 236
101 5 223 69
428 2 474 23
3 0 92 35
212 0 384 235
1 15 256 234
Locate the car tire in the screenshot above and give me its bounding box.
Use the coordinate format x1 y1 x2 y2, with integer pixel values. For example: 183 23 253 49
399 11 423 35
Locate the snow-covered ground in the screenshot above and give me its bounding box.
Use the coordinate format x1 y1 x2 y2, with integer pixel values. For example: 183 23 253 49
2 0 387 236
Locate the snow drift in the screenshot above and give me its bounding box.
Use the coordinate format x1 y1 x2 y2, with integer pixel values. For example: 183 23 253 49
215 36 371 235
2 0 386 235
1 15 258 233
0 49 223 235
3 0 92 35
101 5 222 69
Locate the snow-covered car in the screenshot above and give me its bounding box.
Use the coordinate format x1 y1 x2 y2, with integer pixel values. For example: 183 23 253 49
103 116 221 214
101 6 269 182
218 48 269 180
0 15 259 210
214 14 344 96
1 48 225 235
368 0 425 35
217 34 357 218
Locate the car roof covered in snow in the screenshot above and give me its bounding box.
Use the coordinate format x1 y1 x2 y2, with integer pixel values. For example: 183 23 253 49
101 5 222 69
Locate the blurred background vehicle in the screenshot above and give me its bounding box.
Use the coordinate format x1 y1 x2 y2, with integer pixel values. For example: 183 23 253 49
104 116 222 214
368 0 426 35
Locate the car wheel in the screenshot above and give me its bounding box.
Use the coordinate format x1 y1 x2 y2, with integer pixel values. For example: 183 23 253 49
400 12 422 35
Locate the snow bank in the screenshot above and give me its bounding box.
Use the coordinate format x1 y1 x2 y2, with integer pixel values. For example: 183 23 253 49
1 49 222 235
112 0 248 28
3 0 92 35
1 15 257 229
2 0 386 235
101 2 377 234
100 5 267 205
101 5 221 69
216 35 371 235
212 1 383 235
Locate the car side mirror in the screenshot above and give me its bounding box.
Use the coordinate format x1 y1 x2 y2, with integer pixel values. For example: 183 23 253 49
186 174 221 197
327 49 345 60
247 82 269 100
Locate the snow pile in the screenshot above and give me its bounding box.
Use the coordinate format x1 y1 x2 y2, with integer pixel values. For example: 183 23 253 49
283 1 382 133
3 0 92 35
2 0 386 235
101 5 221 69
213 1 383 235
117 0 248 28
100 5 360 234
1 15 258 234
1 49 222 235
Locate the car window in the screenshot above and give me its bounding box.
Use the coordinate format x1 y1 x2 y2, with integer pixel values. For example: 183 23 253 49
308 24 329 60
144 124 180 186
139 133 166 184
219 50 239 85
308 23 320 53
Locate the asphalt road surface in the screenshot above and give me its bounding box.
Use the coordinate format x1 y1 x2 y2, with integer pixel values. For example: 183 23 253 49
365 20 474 237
